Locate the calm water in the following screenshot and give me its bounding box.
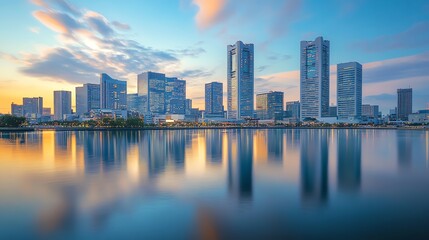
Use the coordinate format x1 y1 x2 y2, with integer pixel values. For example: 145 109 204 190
0 129 429 239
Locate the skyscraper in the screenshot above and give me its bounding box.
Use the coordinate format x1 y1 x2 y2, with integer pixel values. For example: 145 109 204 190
23 97 43 118
286 101 300 120
137 71 165 114
54 90 72 121
300 36 330 120
205 82 223 116
127 93 145 114
100 73 127 110
165 77 186 114
11 103 23 117
255 91 284 120
76 83 100 115
227 41 254 119
397 88 412 121
337 62 362 122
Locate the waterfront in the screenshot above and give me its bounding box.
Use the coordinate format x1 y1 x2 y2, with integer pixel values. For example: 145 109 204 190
0 129 428 239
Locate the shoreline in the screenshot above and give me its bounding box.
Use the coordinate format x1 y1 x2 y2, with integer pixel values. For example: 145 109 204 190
1 126 428 132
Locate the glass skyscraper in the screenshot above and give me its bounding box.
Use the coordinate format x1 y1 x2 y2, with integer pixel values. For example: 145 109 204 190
337 62 362 122
23 97 43 118
397 88 412 121
100 73 127 110
54 90 72 120
286 101 300 120
227 41 254 120
76 83 100 115
205 82 223 116
300 36 330 120
255 91 284 120
137 71 166 114
165 77 186 114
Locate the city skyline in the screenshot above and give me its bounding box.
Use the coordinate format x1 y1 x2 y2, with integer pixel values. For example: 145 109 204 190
0 0 429 114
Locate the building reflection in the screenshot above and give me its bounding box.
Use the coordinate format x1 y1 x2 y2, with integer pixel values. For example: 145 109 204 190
337 130 361 193
397 131 412 169
205 130 223 164
300 130 329 206
227 130 253 202
267 129 283 162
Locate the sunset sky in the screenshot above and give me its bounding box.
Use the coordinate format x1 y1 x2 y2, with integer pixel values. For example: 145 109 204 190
1 0 428 114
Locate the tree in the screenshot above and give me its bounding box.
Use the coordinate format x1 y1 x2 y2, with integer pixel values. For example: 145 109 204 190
0 115 26 127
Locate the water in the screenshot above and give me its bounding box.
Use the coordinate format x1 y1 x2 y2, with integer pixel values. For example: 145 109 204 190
0 129 428 239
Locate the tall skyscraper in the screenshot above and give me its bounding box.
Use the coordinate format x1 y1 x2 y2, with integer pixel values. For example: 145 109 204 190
300 36 330 120
137 71 166 114
397 88 412 121
337 62 362 122
54 90 72 120
227 41 254 119
23 97 43 118
76 83 100 115
286 101 300 120
165 77 186 114
11 103 23 117
256 91 284 120
205 82 223 116
100 73 127 110
127 93 145 114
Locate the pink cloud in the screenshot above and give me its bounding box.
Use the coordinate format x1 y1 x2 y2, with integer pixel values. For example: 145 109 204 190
192 0 228 29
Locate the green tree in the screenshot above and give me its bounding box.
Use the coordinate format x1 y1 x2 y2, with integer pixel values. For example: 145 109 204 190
0 115 26 127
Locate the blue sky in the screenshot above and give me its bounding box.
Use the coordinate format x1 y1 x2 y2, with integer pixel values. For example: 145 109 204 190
0 0 428 113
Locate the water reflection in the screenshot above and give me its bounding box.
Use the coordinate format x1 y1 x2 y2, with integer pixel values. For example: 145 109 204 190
300 130 329 206
1 129 429 239
337 130 361 192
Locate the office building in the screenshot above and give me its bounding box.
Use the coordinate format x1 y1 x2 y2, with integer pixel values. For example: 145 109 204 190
137 71 165 114
337 62 362 122
205 82 223 116
11 103 23 117
165 77 186 114
329 106 338 118
256 91 284 120
43 108 51 116
286 101 300 120
23 97 43 118
76 83 100 115
300 36 330 120
54 90 72 121
127 93 145 114
227 41 254 119
397 88 412 121
362 104 379 118
100 73 127 110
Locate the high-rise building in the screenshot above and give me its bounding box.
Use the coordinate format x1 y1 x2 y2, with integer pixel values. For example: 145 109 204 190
329 106 338 118
256 91 284 120
127 93 145 114
137 71 165 114
23 97 43 118
286 101 300 120
185 99 192 115
11 103 23 117
397 88 412 121
165 77 186 114
54 90 72 120
76 83 100 115
337 62 362 122
205 82 223 116
100 73 127 110
300 36 330 120
43 108 51 116
227 41 254 119
362 104 379 118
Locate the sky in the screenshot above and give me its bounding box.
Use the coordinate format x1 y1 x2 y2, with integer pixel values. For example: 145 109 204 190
0 0 428 114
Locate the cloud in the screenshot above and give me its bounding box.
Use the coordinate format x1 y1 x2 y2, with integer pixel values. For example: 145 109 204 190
192 0 228 29
6 0 203 85
354 21 429 53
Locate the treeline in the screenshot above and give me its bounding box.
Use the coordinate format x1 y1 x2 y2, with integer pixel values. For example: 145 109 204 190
0 115 26 127
41 117 146 128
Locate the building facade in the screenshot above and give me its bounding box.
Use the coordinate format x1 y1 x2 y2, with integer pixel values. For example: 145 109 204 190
227 41 254 119
11 103 23 117
165 77 186 114
23 97 43 118
286 101 300 120
300 36 330 120
397 88 412 121
256 91 284 120
54 90 72 121
100 73 127 110
76 83 100 115
337 62 362 122
205 82 223 116
137 71 166 114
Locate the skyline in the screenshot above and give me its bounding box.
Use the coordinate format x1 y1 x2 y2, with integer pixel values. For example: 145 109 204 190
1 0 429 114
